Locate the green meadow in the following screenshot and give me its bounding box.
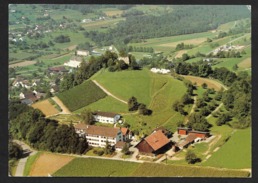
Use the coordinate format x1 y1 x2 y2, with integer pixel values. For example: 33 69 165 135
53 158 250 177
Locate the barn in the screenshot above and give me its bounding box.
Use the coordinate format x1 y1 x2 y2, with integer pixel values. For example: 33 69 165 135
188 130 210 139
135 130 171 156
177 127 191 135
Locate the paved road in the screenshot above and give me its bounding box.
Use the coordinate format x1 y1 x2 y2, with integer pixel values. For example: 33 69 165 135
52 96 71 114
13 140 38 177
92 80 127 104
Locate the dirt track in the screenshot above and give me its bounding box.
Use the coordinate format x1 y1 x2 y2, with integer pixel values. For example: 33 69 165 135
52 96 71 114
9 61 36 68
92 80 127 104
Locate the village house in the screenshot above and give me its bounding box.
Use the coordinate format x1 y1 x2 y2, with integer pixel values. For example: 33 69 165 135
48 66 68 74
93 111 121 124
74 124 123 148
135 130 171 156
76 50 90 56
20 91 38 105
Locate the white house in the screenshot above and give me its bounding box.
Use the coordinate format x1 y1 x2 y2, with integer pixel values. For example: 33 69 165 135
150 68 170 74
93 111 121 124
77 50 89 56
74 124 123 147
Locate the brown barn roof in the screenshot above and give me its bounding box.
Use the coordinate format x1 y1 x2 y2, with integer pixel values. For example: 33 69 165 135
93 111 118 118
185 134 197 143
144 130 170 151
75 124 120 138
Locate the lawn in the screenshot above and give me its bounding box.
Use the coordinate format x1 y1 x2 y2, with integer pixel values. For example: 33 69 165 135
202 128 251 169
57 80 107 112
53 157 249 177
49 114 82 124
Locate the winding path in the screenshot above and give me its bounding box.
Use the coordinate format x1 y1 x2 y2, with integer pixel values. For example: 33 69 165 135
51 96 71 114
13 140 38 177
92 80 127 104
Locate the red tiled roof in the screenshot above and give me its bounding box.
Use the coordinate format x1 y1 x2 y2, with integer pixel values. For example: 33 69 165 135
144 130 170 151
93 111 119 118
75 124 120 138
121 127 129 136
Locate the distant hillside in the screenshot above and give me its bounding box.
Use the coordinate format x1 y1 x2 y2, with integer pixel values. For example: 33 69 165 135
84 5 250 45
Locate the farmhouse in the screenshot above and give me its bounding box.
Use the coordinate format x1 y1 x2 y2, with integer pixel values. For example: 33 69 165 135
93 111 121 124
76 50 90 56
135 130 171 156
74 124 123 147
153 126 172 138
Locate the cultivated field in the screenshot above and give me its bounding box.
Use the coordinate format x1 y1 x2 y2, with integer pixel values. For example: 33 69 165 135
182 75 226 91
29 153 74 176
9 61 36 68
159 37 206 47
104 10 123 17
31 99 59 117
53 158 250 177
57 80 107 112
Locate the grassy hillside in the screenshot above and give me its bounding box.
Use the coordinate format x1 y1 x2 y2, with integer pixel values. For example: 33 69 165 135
91 68 152 106
74 96 128 114
203 128 251 169
57 80 107 112
91 69 187 134
53 158 249 177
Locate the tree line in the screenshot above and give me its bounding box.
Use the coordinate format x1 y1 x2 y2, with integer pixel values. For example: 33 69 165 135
60 51 140 91
9 100 88 154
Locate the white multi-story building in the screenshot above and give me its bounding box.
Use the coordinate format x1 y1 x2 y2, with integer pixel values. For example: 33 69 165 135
93 111 121 124
74 124 123 147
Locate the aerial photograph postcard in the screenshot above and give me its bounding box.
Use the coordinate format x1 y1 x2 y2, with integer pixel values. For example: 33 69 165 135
8 4 251 177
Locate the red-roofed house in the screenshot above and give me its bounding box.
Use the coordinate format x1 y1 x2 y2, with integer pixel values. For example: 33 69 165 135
121 127 132 141
135 130 171 156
